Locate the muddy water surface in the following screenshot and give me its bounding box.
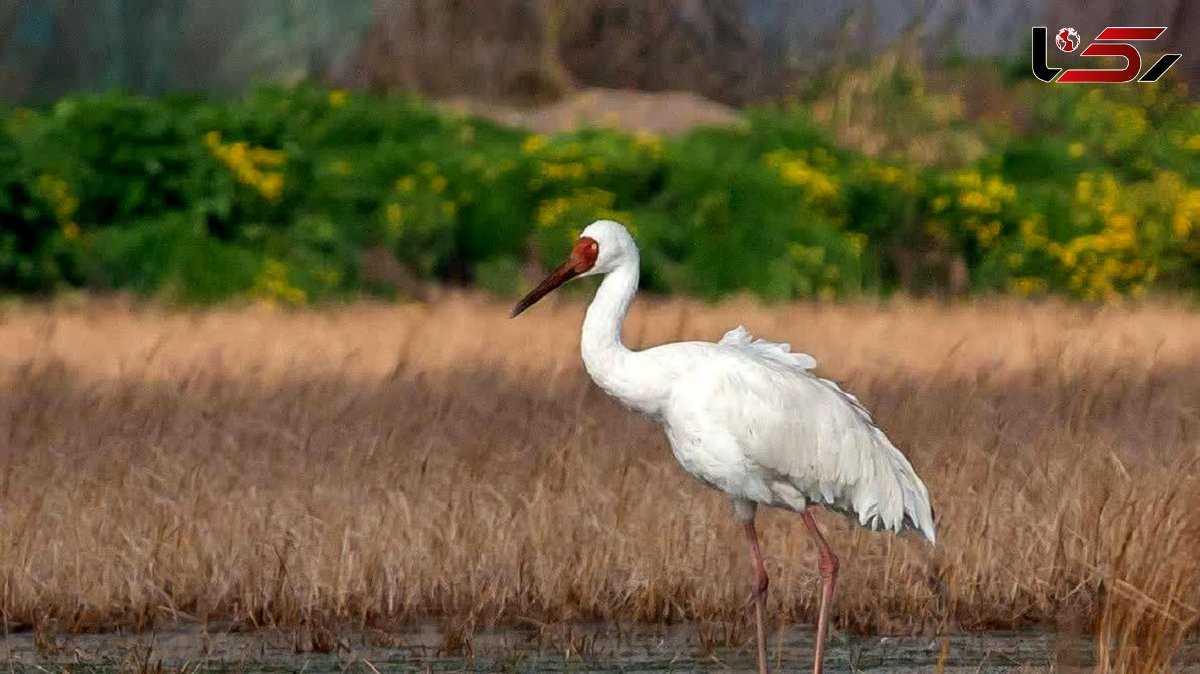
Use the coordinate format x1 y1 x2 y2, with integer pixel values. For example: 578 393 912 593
3 623 1197 672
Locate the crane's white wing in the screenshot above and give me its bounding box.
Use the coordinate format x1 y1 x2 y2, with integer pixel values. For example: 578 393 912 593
665 332 936 543
719 325 817 370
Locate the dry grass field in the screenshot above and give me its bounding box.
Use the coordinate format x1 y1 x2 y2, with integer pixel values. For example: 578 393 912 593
0 294 1197 671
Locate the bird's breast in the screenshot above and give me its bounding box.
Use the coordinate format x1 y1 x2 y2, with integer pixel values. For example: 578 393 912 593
581 348 669 419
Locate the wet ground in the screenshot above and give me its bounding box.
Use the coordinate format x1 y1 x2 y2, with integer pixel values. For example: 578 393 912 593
2 623 1197 672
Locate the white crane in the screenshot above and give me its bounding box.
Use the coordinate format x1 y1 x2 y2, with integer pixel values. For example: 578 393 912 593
511 220 936 674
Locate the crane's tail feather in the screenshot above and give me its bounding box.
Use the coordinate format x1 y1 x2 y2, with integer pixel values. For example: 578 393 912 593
866 426 937 544
893 449 937 544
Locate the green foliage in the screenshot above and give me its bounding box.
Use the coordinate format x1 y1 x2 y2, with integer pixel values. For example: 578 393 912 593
0 77 1197 304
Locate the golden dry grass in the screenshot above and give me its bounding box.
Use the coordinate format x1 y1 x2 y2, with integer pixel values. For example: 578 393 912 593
0 294 1196 671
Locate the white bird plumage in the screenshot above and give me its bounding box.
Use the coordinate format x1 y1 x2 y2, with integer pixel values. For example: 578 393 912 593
680 323 935 542
511 219 935 674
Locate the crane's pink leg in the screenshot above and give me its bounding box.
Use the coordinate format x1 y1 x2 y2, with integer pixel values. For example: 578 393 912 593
801 509 839 674
742 519 770 674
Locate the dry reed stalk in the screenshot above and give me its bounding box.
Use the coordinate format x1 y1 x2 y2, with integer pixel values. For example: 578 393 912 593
0 294 1196 671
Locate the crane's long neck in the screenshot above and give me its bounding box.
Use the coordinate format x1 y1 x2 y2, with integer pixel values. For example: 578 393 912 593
581 257 660 415
581 258 637 361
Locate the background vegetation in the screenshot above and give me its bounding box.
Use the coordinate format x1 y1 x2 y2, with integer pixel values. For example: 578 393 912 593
1 299 1195 671
2 59 1197 305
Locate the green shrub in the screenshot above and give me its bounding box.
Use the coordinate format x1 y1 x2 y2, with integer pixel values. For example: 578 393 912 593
0 77 1196 303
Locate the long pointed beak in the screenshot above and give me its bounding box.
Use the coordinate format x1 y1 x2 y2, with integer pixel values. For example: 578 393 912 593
510 262 580 317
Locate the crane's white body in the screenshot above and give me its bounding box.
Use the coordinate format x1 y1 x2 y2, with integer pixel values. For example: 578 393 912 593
576 220 935 542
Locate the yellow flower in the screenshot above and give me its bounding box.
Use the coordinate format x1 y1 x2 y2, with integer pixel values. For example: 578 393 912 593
206 134 286 201
329 90 348 108
1075 174 1093 203
36 174 79 224
765 150 840 206
431 175 448 193
536 197 569 228
633 130 663 158
397 176 416 192
974 220 1002 248
787 243 824 265
954 171 983 189
250 146 286 167
1107 213 1135 242
984 176 1016 202
1067 142 1085 158
386 203 403 228
1010 277 1046 296
521 135 548 154
959 191 991 211
535 187 622 230
1173 216 1191 240
254 258 307 306
258 174 284 202
1173 189 1199 240
62 222 80 240
866 163 918 192
540 162 587 181
1019 217 1047 247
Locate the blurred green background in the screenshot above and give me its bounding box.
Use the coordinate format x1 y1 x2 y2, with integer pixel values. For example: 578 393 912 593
0 1 1197 303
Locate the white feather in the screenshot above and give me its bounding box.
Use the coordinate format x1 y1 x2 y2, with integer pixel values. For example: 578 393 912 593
647 338 935 543
719 325 818 370
570 219 936 544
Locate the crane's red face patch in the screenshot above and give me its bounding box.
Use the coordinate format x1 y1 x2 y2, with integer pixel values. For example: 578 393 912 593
570 236 600 273
510 236 600 318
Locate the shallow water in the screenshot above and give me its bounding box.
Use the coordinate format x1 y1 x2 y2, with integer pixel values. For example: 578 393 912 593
2 623 1197 672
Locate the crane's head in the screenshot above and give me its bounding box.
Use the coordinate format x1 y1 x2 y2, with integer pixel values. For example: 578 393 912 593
510 219 635 317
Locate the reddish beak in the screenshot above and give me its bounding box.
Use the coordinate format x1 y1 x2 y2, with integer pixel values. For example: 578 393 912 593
510 237 600 318
509 261 580 317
